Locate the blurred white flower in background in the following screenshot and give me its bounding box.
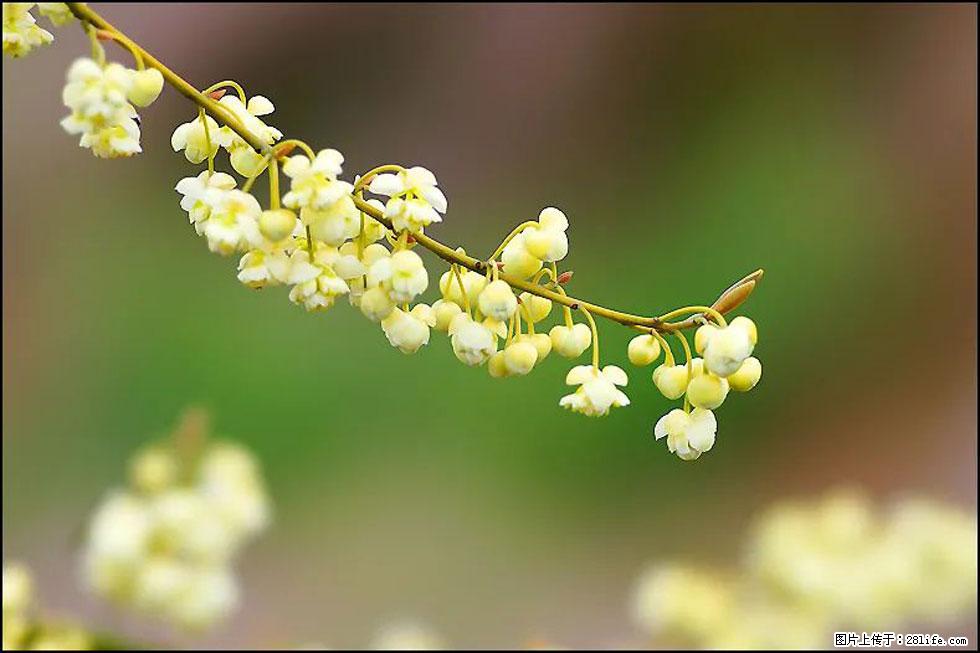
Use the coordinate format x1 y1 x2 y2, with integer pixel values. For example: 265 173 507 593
632 488 978 649
3 562 92 650
81 408 270 632
370 620 446 650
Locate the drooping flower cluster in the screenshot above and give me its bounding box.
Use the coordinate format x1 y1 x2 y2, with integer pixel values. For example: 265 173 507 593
3 562 93 650
81 411 270 631
2 3 58 58
8 4 766 456
632 489 978 649
626 314 761 461
59 50 163 158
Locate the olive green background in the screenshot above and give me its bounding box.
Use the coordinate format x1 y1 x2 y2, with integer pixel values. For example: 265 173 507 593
3 3 976 648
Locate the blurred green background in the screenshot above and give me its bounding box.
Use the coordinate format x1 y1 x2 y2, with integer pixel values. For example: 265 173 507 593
3 3 976 648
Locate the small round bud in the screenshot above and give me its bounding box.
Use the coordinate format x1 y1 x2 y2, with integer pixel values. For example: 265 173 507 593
730 316 758 345
694 323 719 354
360 286 394 322
488 351 510 378
129 447 179 494
686 372 729 410
652 364 690 400
128 68 164 107
727 356 762 392
526 333 552 360
504 341 538 376
478 280 518 321
550 323 591 358
432 299 463 332
627 334 661 367
519 292 552 323
259 209 298 242
501 233 543 279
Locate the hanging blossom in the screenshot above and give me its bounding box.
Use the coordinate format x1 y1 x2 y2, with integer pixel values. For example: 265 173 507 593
368 166 447 233
2 3 54 58
559 364 630 417
60 52 164 158
217 94 283 176
6 4 768 460
81 411 271 632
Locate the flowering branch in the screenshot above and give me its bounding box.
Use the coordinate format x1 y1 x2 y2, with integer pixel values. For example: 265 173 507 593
6 2 767 458
61 1 757 332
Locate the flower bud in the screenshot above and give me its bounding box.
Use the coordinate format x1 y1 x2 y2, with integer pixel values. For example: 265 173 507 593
727 356 762 392
686 372 729 410
360 286 394 322
694 323 719 354
488 351 510 378
127 68 164 107
652 364 689 400
523 333 552 360
450 315 497 366
259 208 298 242
628 334 661 367
729 316 758 345
519 292 552 323
432 299 462 332
129 447 179 494
501 233 542 279
504 341 538 376
550 323 591 358
478 279 518 321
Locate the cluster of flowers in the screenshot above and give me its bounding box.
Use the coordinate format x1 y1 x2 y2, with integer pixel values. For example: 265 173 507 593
82 412 271 631
170 89 763 460
2 3 68 58
8 1 764 459
630 316 762 460
3 563 92 650
632 489 978 648
4 4 165 157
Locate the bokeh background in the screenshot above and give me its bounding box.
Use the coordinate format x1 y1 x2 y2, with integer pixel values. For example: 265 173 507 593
3 3 976 648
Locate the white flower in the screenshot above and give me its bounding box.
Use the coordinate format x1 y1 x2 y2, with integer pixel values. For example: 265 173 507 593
203 189 262 255
197 442 271 538
477 279 518 321
77 110 142 158
171 114 231 164
559 364 630 417
282 149 351 210
449 314 497 366
381 304 436 354
304 200 360 246
368 249 428 304
438 269 486 307
369 166 447 233
38 3 73 26
702 317 757 377
217 94 282 176
549 323 591 358
522 207 569 262
237 248 292 289
3 3 53 58
258 208 299 243
500 232 543 279
654 408 717 460
360 286 395 322
175 170 237 230
287 248 350 311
